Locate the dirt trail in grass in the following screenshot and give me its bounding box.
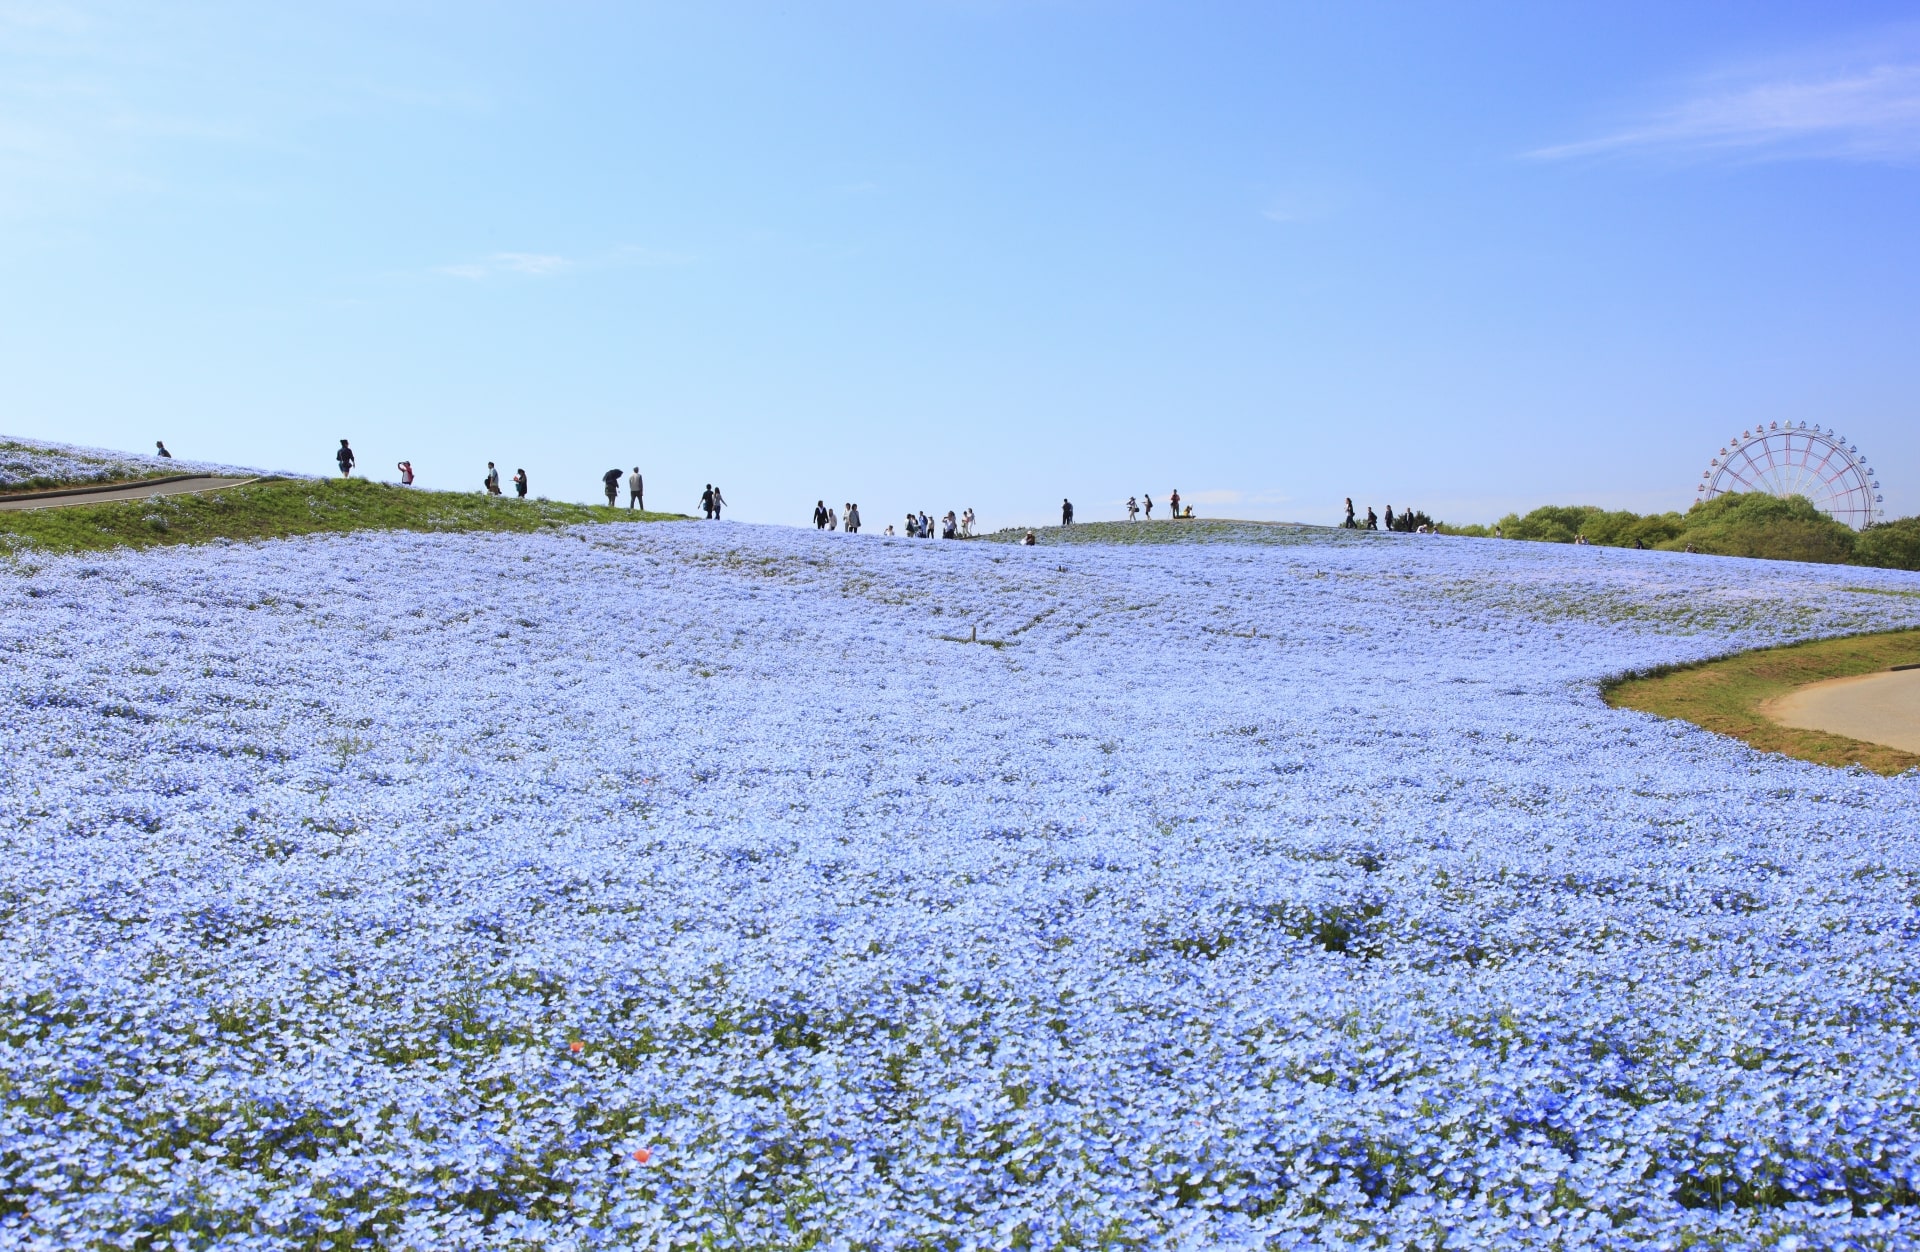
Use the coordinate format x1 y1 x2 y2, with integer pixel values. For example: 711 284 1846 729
1764 668 1920 754
0 475 259 511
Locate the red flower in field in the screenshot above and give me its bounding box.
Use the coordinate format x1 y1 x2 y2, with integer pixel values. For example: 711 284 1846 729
569 1040 584 1054
633 1148 652 1164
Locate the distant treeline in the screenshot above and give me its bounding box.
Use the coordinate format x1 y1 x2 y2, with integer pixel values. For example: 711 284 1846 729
1441 492 1920 571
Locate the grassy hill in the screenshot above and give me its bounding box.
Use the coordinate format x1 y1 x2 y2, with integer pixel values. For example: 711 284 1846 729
0 477 685 556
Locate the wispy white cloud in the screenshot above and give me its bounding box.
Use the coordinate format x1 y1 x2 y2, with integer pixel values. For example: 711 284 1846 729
1534 55 1920 164
437 245 696 280
438 252 572 280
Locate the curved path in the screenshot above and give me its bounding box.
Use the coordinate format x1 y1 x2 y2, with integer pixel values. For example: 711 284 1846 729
0 475 259 512
1764 668 1920 755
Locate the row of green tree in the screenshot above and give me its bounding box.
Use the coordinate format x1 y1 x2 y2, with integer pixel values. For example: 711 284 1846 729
1442 492 1920 570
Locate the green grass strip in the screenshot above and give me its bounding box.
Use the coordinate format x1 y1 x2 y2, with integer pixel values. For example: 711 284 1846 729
0 477 687 556
1605 629 1920 776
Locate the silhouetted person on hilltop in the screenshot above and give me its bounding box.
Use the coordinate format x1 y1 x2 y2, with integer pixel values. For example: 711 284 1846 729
711 486 727 519
1143 494 1153 520
1169 489 1181 518
628 468 644 511
485 462 501 495
155 441 172 459
336 440 355 478
514 468 528 498
1343 498 1355 528
1365 507 1378 531
1062 499 1074 526
815 500 829 529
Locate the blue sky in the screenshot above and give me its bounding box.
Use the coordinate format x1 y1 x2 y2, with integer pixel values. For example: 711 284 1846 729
2 2 1917 528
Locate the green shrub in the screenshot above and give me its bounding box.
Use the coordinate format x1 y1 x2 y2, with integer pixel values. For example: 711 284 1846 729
1853 517 1920 572
1490 504 1684 548
1661 492 1855 564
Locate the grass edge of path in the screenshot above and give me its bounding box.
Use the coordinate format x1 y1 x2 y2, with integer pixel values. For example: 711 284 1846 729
0 477 688 559
1604 628 1920 776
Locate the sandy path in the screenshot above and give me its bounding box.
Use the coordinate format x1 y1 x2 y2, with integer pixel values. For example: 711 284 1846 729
1764 669 1920 755
0 476 259 512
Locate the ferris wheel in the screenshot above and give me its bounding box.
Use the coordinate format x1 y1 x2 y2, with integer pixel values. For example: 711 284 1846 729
1697 422 1883 530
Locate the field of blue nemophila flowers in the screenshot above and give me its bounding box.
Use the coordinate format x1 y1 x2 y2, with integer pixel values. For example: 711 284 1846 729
0 436 270 491
4 522 1920 1250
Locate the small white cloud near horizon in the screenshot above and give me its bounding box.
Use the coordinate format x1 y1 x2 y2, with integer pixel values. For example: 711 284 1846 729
438 246 694 280
1534 58 1920 163
438 251 572 280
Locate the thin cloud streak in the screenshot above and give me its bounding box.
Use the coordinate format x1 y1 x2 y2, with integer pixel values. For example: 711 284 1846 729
438 252 572 280
1533 62 1920 163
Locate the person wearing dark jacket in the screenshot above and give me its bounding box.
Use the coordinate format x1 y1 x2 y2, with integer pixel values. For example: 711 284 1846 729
336 440 355 478
514 468 528 498
1062 498 1074 526
602 468 621 507
814 500 829 529
155 441 172 459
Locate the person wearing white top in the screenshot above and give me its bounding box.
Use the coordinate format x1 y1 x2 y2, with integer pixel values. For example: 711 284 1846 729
626 468 644 511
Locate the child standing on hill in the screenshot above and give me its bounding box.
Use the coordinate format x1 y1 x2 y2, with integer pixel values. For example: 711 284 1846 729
336 440 355 478
397 461 414 486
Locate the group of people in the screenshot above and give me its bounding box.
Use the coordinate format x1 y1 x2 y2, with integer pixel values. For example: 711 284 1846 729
601 467 645 510
487 463 530 497
1122 490 1188 521
1342 498 1435 534
890 508 973 539
335 439 667 511
813 501 863 532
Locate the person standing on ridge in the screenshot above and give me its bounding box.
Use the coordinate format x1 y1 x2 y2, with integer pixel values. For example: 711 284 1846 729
711 486 727 519
1343 498 1355 528
485 462 502 495
814 500 828 529
155 441 172 459
1062 499 1074 526
847 502 861 534
1143 494 1153 520
397 460 414 486
602 468 621 507
627 467 644 511
1127 496 1139 522
1365 506 1378 531
1168 489 1181 518
701 486 715 519
514 468 528 498
336 439 355 478
1384 504 1395 531
828 506 838 531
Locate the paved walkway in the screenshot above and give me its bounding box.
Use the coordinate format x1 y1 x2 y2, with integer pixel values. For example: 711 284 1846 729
0 475 258 512
1765 669 1920 755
